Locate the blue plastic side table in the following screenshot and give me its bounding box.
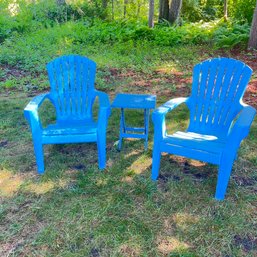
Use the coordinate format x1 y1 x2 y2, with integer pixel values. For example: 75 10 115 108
112 93 156 150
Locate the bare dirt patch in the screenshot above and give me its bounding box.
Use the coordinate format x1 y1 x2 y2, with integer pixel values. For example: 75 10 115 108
215 48 257 108
0 64 31 82
107 50 257 108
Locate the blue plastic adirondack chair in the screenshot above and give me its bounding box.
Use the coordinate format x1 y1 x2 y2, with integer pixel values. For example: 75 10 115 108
151 57 256 200
24 55 111 174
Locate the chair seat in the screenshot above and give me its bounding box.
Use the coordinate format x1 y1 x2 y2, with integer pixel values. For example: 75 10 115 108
43 121 97 136
163 131 226 154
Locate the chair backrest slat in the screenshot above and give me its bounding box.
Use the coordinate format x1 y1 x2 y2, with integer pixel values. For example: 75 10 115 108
47 55 96 121
188 57 252 138
74 55 82 118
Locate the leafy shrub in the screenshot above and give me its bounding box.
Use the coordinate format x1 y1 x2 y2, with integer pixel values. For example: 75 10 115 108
182 0 223 22
213 21 250 48
181 0 255 23
229 0 256 24
0 18 250 76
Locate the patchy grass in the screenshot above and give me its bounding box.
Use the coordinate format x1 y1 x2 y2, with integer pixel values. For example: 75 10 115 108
0 42 257 256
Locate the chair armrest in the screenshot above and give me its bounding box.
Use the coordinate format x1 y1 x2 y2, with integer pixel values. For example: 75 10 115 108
152 97 189 138
227 105 256 143
24 93 50 132
152 97 189 121
94 90 111 109
94 90 111 128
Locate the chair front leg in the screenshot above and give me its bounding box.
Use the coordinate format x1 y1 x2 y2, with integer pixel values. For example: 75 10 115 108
97 130 106 170
97 106 110 170
32 135 44 174
151 123 163 180
151 141 162 180
215 154 235 200
26 111 45 174
151 113 166 181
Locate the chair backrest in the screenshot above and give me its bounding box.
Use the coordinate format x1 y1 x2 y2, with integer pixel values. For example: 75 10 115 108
47 55 96 121
188 57 252 138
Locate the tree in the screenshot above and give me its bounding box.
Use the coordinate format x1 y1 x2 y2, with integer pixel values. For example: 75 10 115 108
124 0 128 18
158 0 182 24
148 0 155 27
224 0 228 21
102 0 108 10
101 0 108 19
111 0 114 19
159 0 169 21
248 1 257 49
169 0 182 24
137 0 142 18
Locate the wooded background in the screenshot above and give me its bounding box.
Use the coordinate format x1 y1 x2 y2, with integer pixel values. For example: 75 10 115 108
0 0 257 48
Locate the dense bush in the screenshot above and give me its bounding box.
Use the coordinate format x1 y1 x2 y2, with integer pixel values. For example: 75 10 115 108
182 0 223 22
229 0 256 24
213 21 250 48
0 0 105 43
0 1 35 42
0 0 252 74
0 19 250 73
182 0 256 23
0 1 252 92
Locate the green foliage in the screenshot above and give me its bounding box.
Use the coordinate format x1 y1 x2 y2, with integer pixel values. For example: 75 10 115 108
0 0 254 49
0 4 13 42
0 79 17 89
213 21 250 48
0 0 105 43
182 0 256 24
182 0 204 22
0 19 250 78
182 0 224 22
229 0 256 24
0 1 252 94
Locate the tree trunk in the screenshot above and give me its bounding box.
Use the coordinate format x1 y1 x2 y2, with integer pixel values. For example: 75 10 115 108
137 0 141 18
102 0 108 9
124 0 128 18
148 0 155 27
159 0 169 21
112 0 114 20
169 0 182 24
224 0 228 21
101 0 108 19
248 1 257 49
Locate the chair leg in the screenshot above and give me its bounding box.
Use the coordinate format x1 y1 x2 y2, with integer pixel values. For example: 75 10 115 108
118 108 125 151
97 132 106 170
33 140 44 174
215 159 234 200
151 146 161 181
144 109 150 150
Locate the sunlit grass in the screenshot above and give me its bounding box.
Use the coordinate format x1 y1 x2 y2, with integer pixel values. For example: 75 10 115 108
157 236 191 254
128 155 152 175
0 169 23 197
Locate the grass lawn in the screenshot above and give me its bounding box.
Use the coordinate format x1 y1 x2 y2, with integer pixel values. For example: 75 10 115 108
0 41 257 256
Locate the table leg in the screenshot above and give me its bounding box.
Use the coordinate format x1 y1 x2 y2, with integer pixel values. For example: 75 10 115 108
118 108 125 150
144 109 150 150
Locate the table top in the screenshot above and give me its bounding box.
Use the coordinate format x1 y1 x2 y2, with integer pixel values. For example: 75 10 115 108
111 93 156 109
